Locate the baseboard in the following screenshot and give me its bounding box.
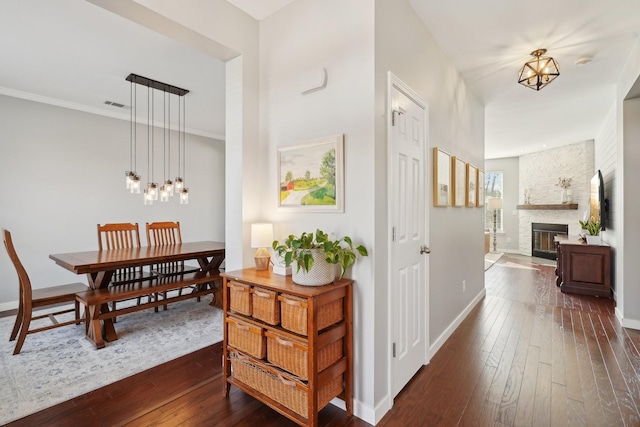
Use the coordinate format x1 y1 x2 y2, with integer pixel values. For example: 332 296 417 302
620 314 640 331
429 288 486 359
328 396 381 426
0 300 18 314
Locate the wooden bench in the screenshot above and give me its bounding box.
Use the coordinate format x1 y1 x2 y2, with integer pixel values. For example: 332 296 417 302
76 269 221 348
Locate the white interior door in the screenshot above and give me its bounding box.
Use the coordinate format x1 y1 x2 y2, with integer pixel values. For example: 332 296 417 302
388 73 429 398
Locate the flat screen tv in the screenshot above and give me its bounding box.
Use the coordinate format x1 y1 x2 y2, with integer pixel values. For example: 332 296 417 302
590 170 606 231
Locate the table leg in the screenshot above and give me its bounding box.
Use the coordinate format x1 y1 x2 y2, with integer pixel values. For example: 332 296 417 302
85 305 105 349
86 271 118 343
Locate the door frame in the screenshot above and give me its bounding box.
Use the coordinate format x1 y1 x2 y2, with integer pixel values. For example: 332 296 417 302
386 71 430 399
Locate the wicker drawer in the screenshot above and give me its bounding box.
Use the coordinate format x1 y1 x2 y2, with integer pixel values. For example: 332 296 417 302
252 287 280 325
228 281 252 315
278 294 344 335
226 316 266 359
230 351 343 419
265 330 342 380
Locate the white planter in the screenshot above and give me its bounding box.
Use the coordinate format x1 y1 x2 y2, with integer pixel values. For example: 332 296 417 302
292 249 336 286
586 235 601 245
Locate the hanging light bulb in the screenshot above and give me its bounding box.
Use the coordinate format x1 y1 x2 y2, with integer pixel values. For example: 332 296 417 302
130 173 141 194
179 188 189 204
144 184 154 205
160 185 169 202
164 179 174 196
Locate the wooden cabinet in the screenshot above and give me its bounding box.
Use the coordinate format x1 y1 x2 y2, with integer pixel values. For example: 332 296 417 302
555 236 612 298
220 268 353 427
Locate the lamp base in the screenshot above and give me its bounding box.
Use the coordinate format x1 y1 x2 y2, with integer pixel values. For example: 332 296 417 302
254 255 271 271
254 247 271 271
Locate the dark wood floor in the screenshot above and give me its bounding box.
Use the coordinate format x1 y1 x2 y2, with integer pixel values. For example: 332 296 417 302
6 254 639 426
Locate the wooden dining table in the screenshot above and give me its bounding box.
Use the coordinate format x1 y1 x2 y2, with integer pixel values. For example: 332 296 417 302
49 241 225 345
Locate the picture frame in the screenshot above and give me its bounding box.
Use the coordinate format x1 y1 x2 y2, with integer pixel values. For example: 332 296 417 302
277 134 344 212
452 156 466 207
477 169 485 207
466 163 477 207
433 147 451 206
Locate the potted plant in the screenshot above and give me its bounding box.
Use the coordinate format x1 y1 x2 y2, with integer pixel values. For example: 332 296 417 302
272 229 368 286
585 220 601 245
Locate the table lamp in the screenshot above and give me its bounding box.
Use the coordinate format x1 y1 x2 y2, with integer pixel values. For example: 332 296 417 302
251 223 273 270
488 197 503 253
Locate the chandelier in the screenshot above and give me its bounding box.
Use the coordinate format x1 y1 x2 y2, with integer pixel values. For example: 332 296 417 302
124 73 190 204
517 49 560 91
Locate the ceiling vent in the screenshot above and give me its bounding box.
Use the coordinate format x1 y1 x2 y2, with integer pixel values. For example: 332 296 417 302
104 100 127 108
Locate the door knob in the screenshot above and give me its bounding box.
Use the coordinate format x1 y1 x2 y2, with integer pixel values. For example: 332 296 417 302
420 246 431 254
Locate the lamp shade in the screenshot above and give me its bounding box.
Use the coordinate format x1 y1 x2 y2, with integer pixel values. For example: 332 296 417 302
251 223 274 248
488 198 503 210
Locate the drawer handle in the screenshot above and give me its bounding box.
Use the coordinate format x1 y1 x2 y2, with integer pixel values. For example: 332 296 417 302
278 374 296 387
235 323 250 331
282 297 301 307
275 337 293 347
253 290 271 299
231 284 249 292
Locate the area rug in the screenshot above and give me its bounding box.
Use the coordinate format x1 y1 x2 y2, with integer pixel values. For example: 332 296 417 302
0 297 223 425
484 252 504 271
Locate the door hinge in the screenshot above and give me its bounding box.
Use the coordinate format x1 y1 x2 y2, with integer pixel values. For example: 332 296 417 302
393 342 396 358
392 109 404 126
392 227 396 242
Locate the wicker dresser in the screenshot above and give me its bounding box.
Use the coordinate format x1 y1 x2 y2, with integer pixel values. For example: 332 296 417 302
221 268 353 427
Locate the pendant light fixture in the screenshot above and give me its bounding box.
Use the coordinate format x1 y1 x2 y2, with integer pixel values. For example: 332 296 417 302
125 73 189 204
178 94 188 204
518 49 560 91
125 81 141 194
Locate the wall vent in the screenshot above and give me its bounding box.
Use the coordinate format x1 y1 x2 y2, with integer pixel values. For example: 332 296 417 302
104 100 127 108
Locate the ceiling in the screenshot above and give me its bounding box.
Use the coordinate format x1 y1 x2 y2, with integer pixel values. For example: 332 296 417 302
2 1 639 159
0 0 226 140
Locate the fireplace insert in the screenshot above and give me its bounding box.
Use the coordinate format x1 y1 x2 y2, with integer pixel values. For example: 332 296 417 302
531 223 568 260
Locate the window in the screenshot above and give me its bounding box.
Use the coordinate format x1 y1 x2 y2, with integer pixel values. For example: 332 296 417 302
485 171 503 232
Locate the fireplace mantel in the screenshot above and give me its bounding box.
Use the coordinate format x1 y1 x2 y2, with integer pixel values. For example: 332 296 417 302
517 204 578 210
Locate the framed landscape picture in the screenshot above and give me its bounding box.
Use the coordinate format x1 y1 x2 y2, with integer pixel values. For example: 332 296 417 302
433 147 451 206
466 163 477 207
477 169 485 207
452 156 466 207
277 134 344 212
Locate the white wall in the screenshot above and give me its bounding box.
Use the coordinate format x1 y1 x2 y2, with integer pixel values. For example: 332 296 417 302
375 0 485 420
260 0 484 423
611 37 640 328
0 95 225 308
259 0 377 419
485 157 519 253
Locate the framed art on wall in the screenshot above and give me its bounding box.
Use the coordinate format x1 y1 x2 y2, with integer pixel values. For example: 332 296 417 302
452 156 466 207
433 147 451 206
277 134 344 212
466 163 477 207
477 169 485 207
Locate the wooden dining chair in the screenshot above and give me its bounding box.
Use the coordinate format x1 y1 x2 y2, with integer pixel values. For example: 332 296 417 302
145 221 201 275
2 229 87 355
145 221 202 309
97 223 156 318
